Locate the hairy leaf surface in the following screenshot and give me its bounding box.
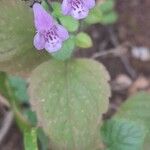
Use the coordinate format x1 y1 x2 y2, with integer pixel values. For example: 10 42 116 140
29 59 110 150
101 118 146 150
0 0 49 74
116 92 150 150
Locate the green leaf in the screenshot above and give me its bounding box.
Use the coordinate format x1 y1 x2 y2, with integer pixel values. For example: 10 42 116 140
99 0 115 13
115 92 150 150
59 16 79 32
101 11 118 25
85 6 103 24
51 2 62 17
75 32 93 48
116 92 150 131
37 128 50 150
8 75 29 103
29 58 110 150
52 37 75 61
0 71 31 132
23 109 37 126
0 0 33 61
85 1 117 25
101 118 146 150
52 2 79 32
41 1 49 11
0 0 50 74
23 128 38 150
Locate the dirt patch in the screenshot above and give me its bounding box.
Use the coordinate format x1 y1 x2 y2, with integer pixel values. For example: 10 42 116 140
116 0 150 47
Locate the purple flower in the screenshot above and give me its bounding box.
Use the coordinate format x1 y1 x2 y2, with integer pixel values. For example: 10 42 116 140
61 0 95 20
33 3 69 53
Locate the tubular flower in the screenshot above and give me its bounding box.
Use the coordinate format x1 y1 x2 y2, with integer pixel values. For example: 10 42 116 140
33 3 69 53
61 0 95 20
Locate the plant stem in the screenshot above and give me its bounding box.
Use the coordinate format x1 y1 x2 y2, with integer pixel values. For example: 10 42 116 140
44 0 53 12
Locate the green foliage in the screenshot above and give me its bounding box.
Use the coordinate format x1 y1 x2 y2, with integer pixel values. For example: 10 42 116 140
0 0 116 150
23 108 37 126
100 92 150 150
85 0 118 25
116 92 150 128
0 72 31 131
0 72 50 150
0 0 50 74
0 72 36 126
115 92 150 150
0 72 38 127
99 0 115 13
29 59 110 150
51 2 79 32
75 32 93 48
59 16 79 32
41 0 50 12
52 36 75 61
101 118 146 150
101 11 118 25
51 2 62 17
8 75 29 103
23 128 38 150
37 128 50 150
85 5 103 24
0 0 33 61
0 72 18 102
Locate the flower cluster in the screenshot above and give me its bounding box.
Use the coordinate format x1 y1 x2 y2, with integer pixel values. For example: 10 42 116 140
33 0 95 53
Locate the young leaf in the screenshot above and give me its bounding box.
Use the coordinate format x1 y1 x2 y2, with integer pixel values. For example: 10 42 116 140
101 118 146 150
75 32 93 48
101 11 118 25
51 2 62 17
23 128 38 150
99 0 115 13
59 16 79 32
29 59 110 150
52 37 75 61
51 2 79 32
85 5 103 24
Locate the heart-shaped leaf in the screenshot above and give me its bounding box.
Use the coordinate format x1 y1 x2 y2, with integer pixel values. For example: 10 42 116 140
29 59 110 150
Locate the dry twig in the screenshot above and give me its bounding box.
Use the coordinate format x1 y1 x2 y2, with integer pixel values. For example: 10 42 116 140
0 111 13 145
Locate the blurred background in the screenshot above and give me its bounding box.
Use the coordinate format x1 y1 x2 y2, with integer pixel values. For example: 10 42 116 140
0 0 150 149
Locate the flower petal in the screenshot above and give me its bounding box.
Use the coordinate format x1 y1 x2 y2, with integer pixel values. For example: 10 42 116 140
61 0 72 15
56 25 69 41
84 0 95 9
71 6 89 20
33 33 45 50
33 3 54 31
45 40 62 53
